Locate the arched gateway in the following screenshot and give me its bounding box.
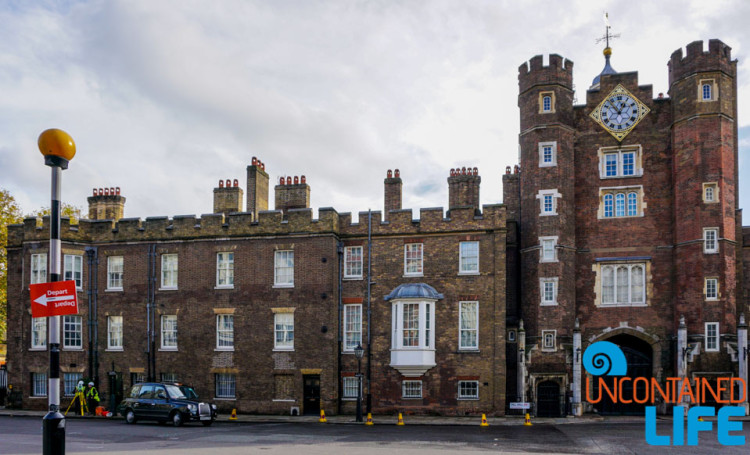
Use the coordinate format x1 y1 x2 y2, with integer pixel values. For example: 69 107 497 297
591 334 653 415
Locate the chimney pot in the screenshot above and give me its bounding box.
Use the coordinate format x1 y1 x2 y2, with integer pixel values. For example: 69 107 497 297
219 180 224 188
294 176 299 185
98 188 103 196
301 175 306 184
261 162 265 170
395 169 400 178
473 167 478 176
462 167 466 175
280 177 285 185
387 169 392 178
286 176 292 185
252 157 257 165
92 188 97 196
116 187 120 195
104 188 109 196
233 179 238 187
506 166 511 174
514 165 520 174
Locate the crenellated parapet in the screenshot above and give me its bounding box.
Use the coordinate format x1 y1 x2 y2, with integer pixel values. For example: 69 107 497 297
668 40 735 85
518 54 573 94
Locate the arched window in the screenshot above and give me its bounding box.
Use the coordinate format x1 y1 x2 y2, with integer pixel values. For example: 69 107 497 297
604 194 613 217
627 192 638 216
702 83 712 100
542 95 552 112
615 193 625 217
705 186 714 202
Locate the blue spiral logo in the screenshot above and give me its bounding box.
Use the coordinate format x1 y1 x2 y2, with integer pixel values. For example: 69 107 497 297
583 341 628 376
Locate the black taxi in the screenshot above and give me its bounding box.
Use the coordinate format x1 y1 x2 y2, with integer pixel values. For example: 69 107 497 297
117 382 217 426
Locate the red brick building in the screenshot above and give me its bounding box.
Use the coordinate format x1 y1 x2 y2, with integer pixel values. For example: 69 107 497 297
504 39 748 416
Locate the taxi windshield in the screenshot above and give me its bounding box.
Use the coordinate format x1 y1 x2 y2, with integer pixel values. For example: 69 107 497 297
165 384 186 399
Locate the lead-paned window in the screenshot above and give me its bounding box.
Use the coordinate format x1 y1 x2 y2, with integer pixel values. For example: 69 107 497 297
458 380 479 400
63 315 82 349
459 241 479 274
215 373 236 398
216 314 234 350
404 243 423 276
161 254 178 289
344 246 363 279
343 304 362 352
64 254 82 289
31 253 47 284
107 256 123 290
542 330 556 351
601 263 646 306
274 250 294 287
216 252 234 287
161 315 178 349
459 301 478 350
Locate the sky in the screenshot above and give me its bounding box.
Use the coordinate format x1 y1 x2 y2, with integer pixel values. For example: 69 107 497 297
1 0 750 223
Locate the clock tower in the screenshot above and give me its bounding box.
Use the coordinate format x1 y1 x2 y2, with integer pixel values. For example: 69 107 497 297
509 38 742 416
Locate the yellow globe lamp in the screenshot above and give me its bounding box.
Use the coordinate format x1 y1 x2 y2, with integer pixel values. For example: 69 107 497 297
38 128 76 169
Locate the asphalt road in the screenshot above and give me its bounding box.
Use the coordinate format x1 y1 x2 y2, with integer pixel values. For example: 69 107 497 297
1 416 749 454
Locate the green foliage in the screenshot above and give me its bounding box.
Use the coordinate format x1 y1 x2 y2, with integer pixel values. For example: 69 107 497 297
28 203 84 224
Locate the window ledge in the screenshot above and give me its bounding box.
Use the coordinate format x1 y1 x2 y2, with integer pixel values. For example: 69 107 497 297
401 397 424 400
600 174 643 179
159 348 178 352
29 396 48 399
457 349 480 354
458 272 480 276
272 399 297 402
704 251 718 255
273 348 295 352
158 287 178 291
64 348 84 351
214 285 235 290
105 348 124 352
539 260 558 264
29 348 47 352
705 298 720 302
540 302 558 307
598 214 645 220
343 277 364 281
273 284 294 289
213 397 236 401
539 213 558 217
214 348 235 352
458 397 480 401
600 303 648 308
704 349 720 353
105 288 123 292
403 274 424 278
341 397 358 401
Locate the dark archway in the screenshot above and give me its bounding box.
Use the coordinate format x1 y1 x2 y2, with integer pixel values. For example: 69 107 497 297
536 381 562 417
595 334 653 415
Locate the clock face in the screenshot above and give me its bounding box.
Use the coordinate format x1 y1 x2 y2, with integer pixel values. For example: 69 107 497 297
589 85 650 142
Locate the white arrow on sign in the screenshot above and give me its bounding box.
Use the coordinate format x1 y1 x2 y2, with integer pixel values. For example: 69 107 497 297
34 293 75 307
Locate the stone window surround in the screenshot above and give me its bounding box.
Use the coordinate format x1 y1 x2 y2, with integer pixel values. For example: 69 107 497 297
538 141 557 167
538 91 556 114
539 236 558 263
597 185 646 219
539 277 559 306
702 182 719 203
698 78 718 102
592 258 653 308
536 189 561 216
541 330 557 352
597 145 644 179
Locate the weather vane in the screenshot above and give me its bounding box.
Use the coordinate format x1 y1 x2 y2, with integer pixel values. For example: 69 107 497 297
595 12 620 48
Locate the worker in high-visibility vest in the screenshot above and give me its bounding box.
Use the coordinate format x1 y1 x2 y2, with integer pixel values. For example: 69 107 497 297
85 381 100 415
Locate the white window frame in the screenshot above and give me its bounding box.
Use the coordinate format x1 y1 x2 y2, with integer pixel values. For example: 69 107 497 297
160 372 178 383
458 380 479 400
402 380 423 399
107 315 123 351
274 312 294 351
539 236 558 263
32 373 47 397
216 252 234 288
31 317 47 349
391 300 435 350
508 329 517 343
703 228 719 254
598 145 643 179
600 263 647 306
343 304 362 352
705 278 719 301
536 189 560 216
599 186 644 219
703 182 719 203
64 254 83 289
160 315 178 350
404 243 424 276
107 256 123 290
63 372 82 397
160 254 178 289
344 246 363 279
540 277 558 306
216 314 234 351
215 373 236 399
342 376 359 400
458 241 479 275
542 330 556 352
63 315 82 349
538 141 557 167
458 301 479 350
705 322 719 352
30 253 47 285
274 250 294 287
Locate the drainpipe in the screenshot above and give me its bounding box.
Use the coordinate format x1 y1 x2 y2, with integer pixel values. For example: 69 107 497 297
677 315 688 405
147 244 157 382
336 240 343 415
572 318 582 416
738 314 748 415
518 319 526 405
366 209 372 413
85 247 98 382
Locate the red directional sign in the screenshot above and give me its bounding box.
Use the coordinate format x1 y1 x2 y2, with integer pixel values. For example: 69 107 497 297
30 280 79 318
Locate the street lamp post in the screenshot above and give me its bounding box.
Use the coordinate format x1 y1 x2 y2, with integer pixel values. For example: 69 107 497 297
38 128 76 455
354 343 364 422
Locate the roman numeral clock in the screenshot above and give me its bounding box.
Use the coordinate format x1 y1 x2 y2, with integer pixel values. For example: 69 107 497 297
589 84 650 141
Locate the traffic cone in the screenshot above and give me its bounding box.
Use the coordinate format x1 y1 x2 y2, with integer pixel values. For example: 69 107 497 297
524 413 532 426
230 408 237 420
365 413 374 426
480 413 489 427
319 409 327 423
397 412 405 426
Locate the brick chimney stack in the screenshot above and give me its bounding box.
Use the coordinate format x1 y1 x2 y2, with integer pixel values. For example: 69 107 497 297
448 167 481 215
247 157 269 221
275 175 310 215
213 179 244 215
384 169 402 221
87 187 126 221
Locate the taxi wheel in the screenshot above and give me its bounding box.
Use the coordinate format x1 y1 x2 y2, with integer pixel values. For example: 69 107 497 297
125 409 137 425
171 411 184 427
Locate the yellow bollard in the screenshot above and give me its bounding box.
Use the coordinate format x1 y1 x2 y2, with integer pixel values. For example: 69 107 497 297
319 409 327 423
480 413 489 427
230 408 237 420
365 413 374 426
397 412 405 426
524 413 532 426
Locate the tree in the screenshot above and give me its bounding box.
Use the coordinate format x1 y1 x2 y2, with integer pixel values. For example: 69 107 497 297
0 189 23 342
28 203 84 224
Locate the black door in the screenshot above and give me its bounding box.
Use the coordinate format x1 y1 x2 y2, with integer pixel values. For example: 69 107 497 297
596 335 652 415
536 381 562 417
303 375 321 415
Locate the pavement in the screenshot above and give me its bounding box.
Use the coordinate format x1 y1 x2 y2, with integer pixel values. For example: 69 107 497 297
2 406 749 426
